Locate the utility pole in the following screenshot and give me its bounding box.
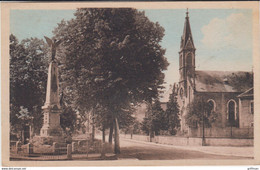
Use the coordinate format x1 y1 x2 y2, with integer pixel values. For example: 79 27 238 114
202 110 205 146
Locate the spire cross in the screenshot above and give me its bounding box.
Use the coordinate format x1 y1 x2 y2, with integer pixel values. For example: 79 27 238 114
186 8 189 17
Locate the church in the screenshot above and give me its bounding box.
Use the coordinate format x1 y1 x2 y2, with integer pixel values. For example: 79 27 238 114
175 11 254 138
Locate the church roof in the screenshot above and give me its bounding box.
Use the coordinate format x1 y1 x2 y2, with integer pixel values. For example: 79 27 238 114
195 70 253 93
237 88 253 98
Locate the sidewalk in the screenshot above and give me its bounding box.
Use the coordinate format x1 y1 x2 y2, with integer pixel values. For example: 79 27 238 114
10 153 116 161
122 138 254 158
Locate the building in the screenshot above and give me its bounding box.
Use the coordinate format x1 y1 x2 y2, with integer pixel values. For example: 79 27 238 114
176 11 254 138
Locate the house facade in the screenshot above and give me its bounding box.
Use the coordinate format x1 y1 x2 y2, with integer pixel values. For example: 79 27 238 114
176 11 254 138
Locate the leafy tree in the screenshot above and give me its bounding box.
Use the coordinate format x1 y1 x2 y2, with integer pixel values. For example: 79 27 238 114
60 105 77 134
53 8 168 153
185 98 219 129
11 106 33 140
141 117 150 135
10 34 48 135
132 120 141 134
141 99 165 136
164 84 180 135
185 97 220 145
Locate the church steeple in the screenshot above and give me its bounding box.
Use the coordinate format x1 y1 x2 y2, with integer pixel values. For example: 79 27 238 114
180 9 195 50
179 9 196 96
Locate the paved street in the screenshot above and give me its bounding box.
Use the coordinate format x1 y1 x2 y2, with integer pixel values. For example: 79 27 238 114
116 138 253 160
11 135 253 161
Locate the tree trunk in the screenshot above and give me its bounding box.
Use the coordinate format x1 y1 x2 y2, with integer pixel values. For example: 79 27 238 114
102 126 105 143
101 126 106 158
109 122 113 144
91 121 95 141
114 117 120 154
149 129 152 142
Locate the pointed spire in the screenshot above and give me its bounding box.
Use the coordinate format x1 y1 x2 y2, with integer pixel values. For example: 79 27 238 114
181 8 194 50
186 8 189 18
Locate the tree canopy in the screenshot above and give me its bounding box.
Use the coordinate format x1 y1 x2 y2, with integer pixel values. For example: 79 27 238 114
54 8 168 108
10 34 48 134
53 8 168 153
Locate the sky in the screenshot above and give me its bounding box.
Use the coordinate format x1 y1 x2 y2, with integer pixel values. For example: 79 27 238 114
10 9 253 96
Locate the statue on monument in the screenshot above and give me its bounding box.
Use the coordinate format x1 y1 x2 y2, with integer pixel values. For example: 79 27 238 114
44 36 62 61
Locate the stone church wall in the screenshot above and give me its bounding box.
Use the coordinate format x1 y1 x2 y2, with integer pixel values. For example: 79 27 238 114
195 92 241 128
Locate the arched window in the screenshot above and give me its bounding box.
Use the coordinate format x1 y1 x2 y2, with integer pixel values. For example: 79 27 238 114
179 55 183 68
227 100 237 125
186 53 192 67
207 99 216 113
180 88 184 99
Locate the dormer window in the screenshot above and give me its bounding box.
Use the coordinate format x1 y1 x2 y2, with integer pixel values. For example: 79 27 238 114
223 78 228 84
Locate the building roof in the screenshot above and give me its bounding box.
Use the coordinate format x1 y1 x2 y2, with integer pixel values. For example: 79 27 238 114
195 70 253 93
237 88 253 98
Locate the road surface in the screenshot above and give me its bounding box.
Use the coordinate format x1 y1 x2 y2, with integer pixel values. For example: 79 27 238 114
116 138 252 160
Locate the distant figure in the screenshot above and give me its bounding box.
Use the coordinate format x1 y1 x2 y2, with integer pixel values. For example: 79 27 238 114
44 36 62 61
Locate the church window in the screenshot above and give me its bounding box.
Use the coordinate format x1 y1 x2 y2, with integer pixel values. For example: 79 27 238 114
227 100 237 126
207 99 215 113
180 88 184 99
187 53 192 67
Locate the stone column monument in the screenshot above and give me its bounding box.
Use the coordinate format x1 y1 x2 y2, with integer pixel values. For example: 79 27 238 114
39 36 63 141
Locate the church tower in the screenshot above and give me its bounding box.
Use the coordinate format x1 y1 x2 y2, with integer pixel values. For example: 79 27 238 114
179 9 196 96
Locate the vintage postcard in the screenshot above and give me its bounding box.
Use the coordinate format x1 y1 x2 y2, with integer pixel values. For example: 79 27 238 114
1 1 260 167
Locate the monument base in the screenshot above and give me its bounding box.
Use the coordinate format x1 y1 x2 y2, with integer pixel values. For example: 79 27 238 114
31 135 65 145
40 102 64 138
40 125 64 137
33 104 65 154
31 135 66 154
